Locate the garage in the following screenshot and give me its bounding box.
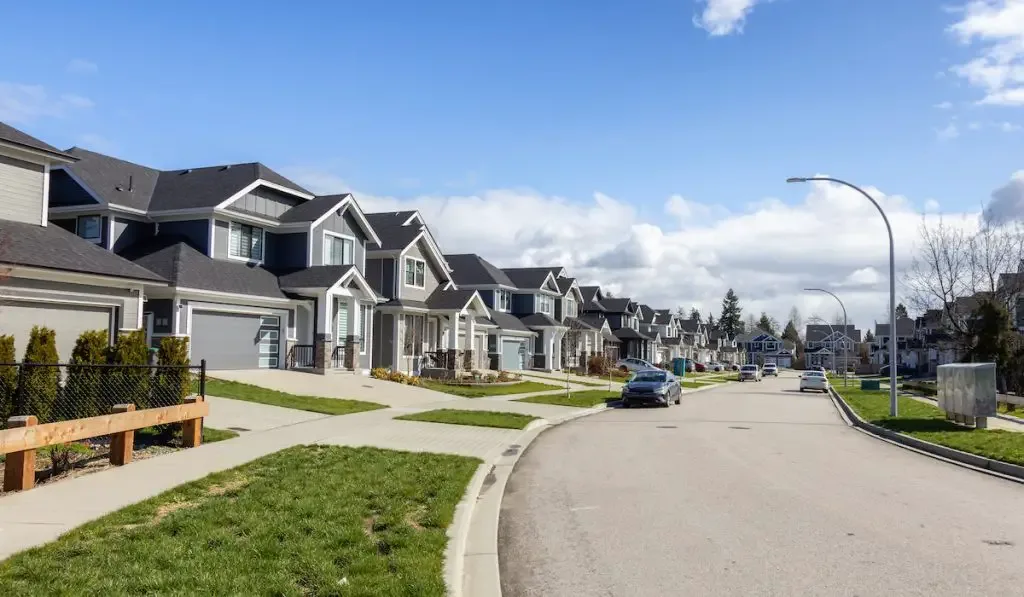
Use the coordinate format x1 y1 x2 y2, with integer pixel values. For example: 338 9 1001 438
190 311 280 370
501 338 527 371
0 300 113 362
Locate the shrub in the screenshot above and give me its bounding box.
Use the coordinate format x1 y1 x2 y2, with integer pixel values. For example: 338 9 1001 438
107 330 151 409
587 355 611 376
407 376 422 387
154 337 191 403
496 370 514 382
387 370 409 384
0 335 15 423
370 367 390 380
41 442 93 476
484 373 497 383
63 329 110 419
22 326 59 423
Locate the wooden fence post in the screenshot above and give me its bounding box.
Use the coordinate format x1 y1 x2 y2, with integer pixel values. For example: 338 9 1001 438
3 416 37 492
109 404 136 466
181 396 204 448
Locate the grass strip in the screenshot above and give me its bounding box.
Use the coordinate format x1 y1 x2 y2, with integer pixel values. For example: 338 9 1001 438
420 379 559 398
396 408 537 430
516 389 618 408
519 373 606 387
205 378 387 416
0 445 480 596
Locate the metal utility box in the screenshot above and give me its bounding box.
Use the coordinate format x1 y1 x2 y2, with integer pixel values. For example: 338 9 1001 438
860 379 881 391
672 358 687 378
936 363 996 425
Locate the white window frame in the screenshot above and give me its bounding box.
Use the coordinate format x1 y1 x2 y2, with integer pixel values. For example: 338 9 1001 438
536 294 553 316
405 256 426 289
323 230 355 266
496 289 512 312
76 214 103 244
228 221 265 263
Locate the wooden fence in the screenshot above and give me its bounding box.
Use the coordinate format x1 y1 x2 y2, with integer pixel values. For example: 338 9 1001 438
1 396 207 492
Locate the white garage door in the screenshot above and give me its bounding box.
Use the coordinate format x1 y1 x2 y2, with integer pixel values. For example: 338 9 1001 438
0 300 112 362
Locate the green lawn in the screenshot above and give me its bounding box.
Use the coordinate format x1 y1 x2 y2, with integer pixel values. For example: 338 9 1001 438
998 403 1024 420
420 379 559 398
396 408 537 430
0 445 480 596
516 389 618 408
205 378 387 416
837 386 1024 467
520 373 606 387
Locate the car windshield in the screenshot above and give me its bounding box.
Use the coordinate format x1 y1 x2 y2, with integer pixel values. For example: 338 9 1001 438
741 366 757 371
632 371 667 383
804 371 824 377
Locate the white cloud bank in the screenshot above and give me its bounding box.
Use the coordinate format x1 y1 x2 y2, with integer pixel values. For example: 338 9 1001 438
948 0 1024 105
284 167 1015 332
0 82 94 124
693 0 768 36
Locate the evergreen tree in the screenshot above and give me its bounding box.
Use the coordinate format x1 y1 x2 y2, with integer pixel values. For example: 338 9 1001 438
718 289 743 338
895 302 909 320
64 329 110 419
22 326 59 423
788 306 803 339
705 314 716 331
757 312 778 336
689 307 702 323
782 320 800 344
865 329 875 343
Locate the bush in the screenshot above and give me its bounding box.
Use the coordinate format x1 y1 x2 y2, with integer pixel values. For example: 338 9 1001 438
484 373 497 383
41 442 93 477
107 330 151 409
63 330 110 419
22 326 59 423
902 381 938 396
0 335 15 423
370 367 389 380
407 375 422 387
154 337 191 403
387 370 409 384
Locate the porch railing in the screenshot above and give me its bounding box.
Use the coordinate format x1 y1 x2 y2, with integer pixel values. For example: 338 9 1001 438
289 345 315 369
331 345 346 369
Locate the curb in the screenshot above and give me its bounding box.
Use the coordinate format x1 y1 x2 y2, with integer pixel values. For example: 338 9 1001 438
827 387 1024 485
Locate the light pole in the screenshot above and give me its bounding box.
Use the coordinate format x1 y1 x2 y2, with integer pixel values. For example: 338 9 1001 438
807 316 836 374
788 176 897 416
805 288 849 387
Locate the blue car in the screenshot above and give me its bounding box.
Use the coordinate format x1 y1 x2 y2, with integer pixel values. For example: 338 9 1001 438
621 369 682 408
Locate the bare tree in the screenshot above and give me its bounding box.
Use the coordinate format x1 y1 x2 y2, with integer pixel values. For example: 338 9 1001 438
560 318 589 395
788 306 803 339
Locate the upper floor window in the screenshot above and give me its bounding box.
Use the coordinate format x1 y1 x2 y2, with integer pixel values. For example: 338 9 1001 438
496 289 512 312
229 222 264 261
564 298 576 318
76 215 102 244
323 232 354 266
536 294 553 315
405 257 426 288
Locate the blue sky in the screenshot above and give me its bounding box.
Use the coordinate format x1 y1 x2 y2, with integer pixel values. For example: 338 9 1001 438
1 0 1019 213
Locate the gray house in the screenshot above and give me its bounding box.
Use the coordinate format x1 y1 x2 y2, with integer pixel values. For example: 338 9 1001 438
0 123 167 361
46 146 383 372
364 211 490 373
578 285 621 361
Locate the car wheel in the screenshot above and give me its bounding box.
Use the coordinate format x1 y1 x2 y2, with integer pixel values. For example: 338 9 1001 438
799 388 805 392
622 398 630 409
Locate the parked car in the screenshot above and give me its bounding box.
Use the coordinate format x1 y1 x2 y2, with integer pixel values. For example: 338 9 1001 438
762 363 778 377
710 362 725 372
621 369 682 408
730 363 740 371
694 362 707 372
878 364 916 378
739 364 761 382
615 357 657 372
800 370 830 393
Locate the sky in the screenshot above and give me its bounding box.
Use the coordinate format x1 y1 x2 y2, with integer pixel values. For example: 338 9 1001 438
3 0 1024 333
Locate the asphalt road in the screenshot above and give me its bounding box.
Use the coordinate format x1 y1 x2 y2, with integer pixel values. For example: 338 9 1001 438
498 374 1024 597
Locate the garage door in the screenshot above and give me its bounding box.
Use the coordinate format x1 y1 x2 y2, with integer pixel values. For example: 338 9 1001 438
190 311 280 370
0 300 112 362
501 339 526 371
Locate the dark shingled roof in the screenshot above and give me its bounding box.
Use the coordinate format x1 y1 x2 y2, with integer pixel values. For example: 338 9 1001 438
639 323 661 340
425 288 483 311
62 147 160 210
278 265 355 289
564 316 599 330
149 162 309 211
614 327 648 340
365 211 422 251
519 313 563 328
662 336 682 346
578 313 608 330
0 219 165 282
554 276 578 296
119 236 285 298
652 309 673 325
679 319 701 333
378 298 430 310
601 298 633 313
0 122 74 160
637 304 656 323
445 253 516 287
502 267 556 290
487 311 533 333
278 194 350 223
579 286 601 303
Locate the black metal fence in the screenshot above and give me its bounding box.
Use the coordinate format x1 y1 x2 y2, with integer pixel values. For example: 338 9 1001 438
0 361 206 429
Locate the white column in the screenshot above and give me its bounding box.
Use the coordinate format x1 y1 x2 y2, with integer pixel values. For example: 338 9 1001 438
466 313 476 344
392 313 402 369
317 291 333 335
448 313 459 350
349 298 360 341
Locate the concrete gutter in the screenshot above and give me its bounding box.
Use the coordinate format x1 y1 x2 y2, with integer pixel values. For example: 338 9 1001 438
827 386 1024 485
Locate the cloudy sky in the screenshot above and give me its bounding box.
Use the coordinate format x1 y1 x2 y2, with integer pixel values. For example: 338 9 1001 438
2 0 1024 332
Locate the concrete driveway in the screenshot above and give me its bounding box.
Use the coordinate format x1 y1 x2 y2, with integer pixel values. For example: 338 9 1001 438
498 373 1024 597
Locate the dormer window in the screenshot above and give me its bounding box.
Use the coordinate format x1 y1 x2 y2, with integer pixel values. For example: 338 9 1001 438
404 256 426 288
565 298 577 318
229 222 264 261
324 232 354 266
496 289 512 312
536 294 553 315
76 215 102 244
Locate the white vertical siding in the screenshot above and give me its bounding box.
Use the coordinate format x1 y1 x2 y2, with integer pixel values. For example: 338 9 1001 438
0 154 45 225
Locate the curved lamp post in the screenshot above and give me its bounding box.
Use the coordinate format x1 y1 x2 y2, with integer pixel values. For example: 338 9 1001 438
788 176 897 416
805 288 849 387
806 315 836 374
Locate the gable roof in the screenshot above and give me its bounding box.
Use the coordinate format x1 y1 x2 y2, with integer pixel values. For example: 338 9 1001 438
678 319 701 333
277 265 356 289
554 276 580 298
502 267 559 291
445 253 516 287
278 193 352 223
875 317 916 338
0 122 75 161
425 287 489 315
60 147 161 210
637 304 656 323
601 297 634 313
806 324 862 343
652 309 673 325
365 211 423 251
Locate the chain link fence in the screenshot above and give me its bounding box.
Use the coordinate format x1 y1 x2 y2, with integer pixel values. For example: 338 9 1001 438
0 363 206 429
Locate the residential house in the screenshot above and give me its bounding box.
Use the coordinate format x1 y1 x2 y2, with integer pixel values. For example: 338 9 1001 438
363 211 491 374
600 297 656 362
636 304 666 364
578 285 622 362
736 328 794 367
708 330 741 365
543 269 608 371
912 309 957 374
651 308 683 363
498 267 571 371
47 145 384 373
804 324 862 371
0 123 167 361
870 317 917 367
678 319 710 362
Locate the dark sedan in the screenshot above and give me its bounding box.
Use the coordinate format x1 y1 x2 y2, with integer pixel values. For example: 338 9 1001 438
621 369 682 408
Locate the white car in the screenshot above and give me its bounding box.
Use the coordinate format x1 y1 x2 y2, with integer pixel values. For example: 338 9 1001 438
800 370 830 393
710 362 725 372
738 364 761 382
615 357 657 372
762 363 778 377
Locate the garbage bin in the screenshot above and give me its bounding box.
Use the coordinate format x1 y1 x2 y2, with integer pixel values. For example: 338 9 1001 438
672 358 687 378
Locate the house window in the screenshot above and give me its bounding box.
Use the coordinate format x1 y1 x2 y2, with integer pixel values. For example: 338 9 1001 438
564 298 576 318
403 314 425 356
536 294 553 315
496 289 512 312
76 215 102 244
229 222 264 261
360 304 371 355
323 233 354 265
405 257 426 288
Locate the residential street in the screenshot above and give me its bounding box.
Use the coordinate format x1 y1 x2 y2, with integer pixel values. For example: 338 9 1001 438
498 374 1024 597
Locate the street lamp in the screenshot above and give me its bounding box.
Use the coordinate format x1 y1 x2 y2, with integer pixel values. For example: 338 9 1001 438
805 288 849 387
788 176 897 416
807 315 836 374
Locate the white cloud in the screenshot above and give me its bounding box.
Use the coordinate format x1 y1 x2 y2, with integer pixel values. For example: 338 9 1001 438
937 122 961 139
66 59 98 75
934 101 954 109
285 167 990 330
693 0 767 36
1002 121 1023 131
982 169 1024 224
948 0 1024 105
0 82 94 124
924 198 942 212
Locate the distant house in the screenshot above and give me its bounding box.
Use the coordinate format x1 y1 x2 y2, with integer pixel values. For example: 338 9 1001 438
601 297 656 362
804 324 861 370
870 318 917 367
578 285 622 362
736 329 793 367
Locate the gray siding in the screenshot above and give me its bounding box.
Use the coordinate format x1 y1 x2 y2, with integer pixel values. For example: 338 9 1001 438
0 154 44 225
266 231 308 269
311 209 367 269
48 169 98 207
213 219 229 259
512 293 534 315
607 313 624 328
554 298 563 321
226 185 301 219
398 239 443 302
112 217 154 253
0 276 139 332
366 257 396 298
146 299 174 334
481 289 496 309
159 219 210 254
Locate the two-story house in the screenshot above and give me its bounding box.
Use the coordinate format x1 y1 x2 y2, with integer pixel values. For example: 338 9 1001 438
363 211 491 374
870 317 917 368
578 285 622 362
600 298 655 362
533 267 608 371
736 328 793 367
499 267 570 371
651 309 682 363
804 324 861 370
912 309 957 374
678 319 710 362
46 145 385 373
0 123 167 361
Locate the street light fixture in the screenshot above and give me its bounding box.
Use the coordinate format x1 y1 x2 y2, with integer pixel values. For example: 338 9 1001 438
805 288 849 387
788 176 897 416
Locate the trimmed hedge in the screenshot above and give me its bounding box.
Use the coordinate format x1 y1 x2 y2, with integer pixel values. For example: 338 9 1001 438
23 326 59 423
155 336 192 401
0 335 15 423
64 329 111 419
902 381 937 396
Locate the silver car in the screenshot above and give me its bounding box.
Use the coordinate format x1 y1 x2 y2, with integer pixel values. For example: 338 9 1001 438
739 364 761 382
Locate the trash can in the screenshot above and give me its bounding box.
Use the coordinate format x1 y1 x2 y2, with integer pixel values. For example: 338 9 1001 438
672 358 687 378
